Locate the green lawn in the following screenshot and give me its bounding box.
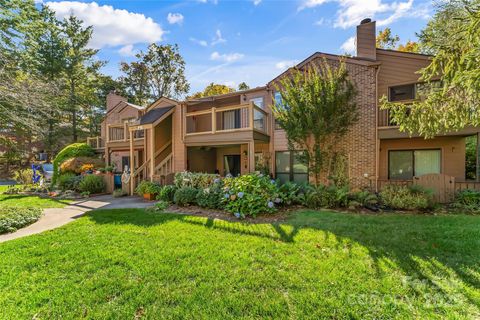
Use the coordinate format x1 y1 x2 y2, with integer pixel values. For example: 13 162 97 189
0 209 479 319
0 185 72 209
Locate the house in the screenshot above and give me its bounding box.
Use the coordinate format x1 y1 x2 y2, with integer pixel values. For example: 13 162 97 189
87 18 480 194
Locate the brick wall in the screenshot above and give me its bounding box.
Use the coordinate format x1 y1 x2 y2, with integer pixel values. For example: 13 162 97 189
273 57 377 189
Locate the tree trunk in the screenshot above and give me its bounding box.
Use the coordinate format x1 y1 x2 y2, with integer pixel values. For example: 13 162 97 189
70 80 77 142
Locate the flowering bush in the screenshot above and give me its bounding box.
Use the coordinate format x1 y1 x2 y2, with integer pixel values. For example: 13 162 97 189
174 172 219 189
222 173 281 217
80 164 94 172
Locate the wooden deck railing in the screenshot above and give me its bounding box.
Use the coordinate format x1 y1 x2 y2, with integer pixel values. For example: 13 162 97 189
86 136 104 149
184 102 269 136
378 179 480 192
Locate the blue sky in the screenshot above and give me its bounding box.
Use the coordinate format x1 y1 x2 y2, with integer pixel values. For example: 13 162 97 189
41 0 433 94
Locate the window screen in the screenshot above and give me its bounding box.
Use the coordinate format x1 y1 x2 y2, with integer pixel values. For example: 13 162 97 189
389 84 415 102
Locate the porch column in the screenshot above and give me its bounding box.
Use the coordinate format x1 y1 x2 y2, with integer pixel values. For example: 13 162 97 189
248 141 255 173
150 127 155 181
129 129 134 195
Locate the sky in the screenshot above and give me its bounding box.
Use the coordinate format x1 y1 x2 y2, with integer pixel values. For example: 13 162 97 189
38 0 433 94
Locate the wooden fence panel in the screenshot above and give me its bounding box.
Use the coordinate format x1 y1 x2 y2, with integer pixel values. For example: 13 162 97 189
413 174 455 203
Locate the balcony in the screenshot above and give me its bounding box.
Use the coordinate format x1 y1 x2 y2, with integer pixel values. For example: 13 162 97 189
106 123 145 143
184 102 269 144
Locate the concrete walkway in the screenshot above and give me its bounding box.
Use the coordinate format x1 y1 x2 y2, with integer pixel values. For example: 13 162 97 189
0 195 153 243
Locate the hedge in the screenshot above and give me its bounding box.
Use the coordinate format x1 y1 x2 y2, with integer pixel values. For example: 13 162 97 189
52 143 95 185
0 207 43 234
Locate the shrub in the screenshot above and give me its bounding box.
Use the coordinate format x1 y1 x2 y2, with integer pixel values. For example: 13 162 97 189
278 182 307 206
380 185 433 210
52 143 95 184
78 174 106 194
222 173 281 217
174 171 219 189
303 184 349 209
0 207 43 234
173 187 199 206
156 185 176 202
196 183 224 209
112 189 128 198
13 169 34 185
349 190 378 208
57 173 84 191
135 181 162 196
451 189 480 214
60 156 104 174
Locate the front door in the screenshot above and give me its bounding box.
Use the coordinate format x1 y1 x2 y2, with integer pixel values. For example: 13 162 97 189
224 155 241 177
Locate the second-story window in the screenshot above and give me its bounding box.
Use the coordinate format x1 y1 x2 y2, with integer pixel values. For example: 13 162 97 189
250 97 264 109
389 84 415 102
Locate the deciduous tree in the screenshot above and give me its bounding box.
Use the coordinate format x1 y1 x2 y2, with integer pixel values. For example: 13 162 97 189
381 1 480 138
272 60 358 185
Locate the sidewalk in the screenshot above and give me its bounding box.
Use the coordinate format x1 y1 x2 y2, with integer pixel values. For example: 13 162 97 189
0 195 153 243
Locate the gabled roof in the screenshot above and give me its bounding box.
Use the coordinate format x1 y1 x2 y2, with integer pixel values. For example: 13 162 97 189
139 106 174 125
269 51 381 85
376 48 433 60
186 86 267 103
107 101 145 115
146 97 180 112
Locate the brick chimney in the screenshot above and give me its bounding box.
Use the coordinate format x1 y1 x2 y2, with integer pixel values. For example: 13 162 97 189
356 18 376 61
106 90 127 112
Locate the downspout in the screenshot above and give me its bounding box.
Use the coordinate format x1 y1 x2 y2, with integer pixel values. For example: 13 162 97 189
375 65 381 192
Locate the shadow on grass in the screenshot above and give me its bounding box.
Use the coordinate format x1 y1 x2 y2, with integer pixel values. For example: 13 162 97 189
86 208 480 310
0 194 72 206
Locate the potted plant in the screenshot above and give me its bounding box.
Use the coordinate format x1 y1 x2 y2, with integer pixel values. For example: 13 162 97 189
136 180 161 201
105 165 114 174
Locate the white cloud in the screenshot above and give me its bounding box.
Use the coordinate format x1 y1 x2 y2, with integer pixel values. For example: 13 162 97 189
298 0 416 28
275 60 298 70
340 36 356 54
298 0 329 11
167 13 184 25
211 29 226 46
45 1 164 49
118 44 137 57
210 51 244 62
253 0 262 5
190 37 208 47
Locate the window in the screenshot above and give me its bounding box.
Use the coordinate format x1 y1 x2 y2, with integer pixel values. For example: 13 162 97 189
273 92 284 130
275 151 308 183
250 97 264 109
389 84 415 102
389 149 441 180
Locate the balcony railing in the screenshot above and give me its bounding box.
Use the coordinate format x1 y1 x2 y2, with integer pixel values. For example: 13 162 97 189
86 136 104 149
185 102 269 136
106 123 144 142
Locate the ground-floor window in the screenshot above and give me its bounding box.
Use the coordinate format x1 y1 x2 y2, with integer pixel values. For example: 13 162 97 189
389 149 441 180
275 151 308 184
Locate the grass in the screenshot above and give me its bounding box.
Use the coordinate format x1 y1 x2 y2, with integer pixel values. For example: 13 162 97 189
0 209 479 319
0 185 72 209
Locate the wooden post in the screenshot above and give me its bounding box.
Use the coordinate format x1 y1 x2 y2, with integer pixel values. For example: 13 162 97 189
248 141 255 173
212 107 216 134
249 103 254 129
129 129 134 195
150 127 155 181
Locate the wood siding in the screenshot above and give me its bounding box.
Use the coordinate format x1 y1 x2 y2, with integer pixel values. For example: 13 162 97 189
376 50 432 127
